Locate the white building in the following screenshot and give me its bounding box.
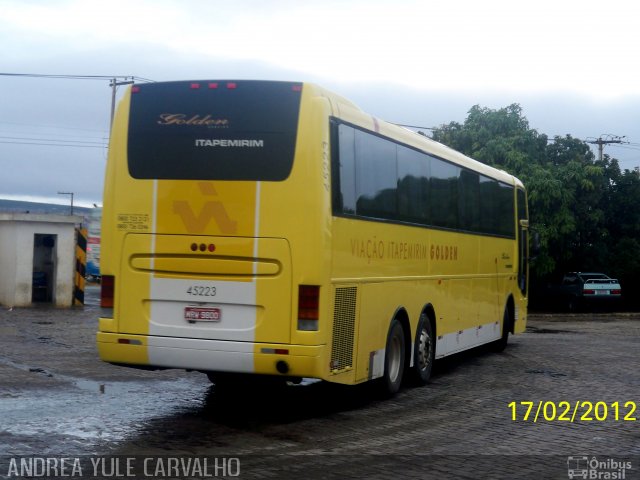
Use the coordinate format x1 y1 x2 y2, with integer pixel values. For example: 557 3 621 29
0 213 83 307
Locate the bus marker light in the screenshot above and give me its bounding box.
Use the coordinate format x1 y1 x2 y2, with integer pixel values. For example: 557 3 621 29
100 275 115 308
190 243 198 251
298 285 319 331
226 82 237 89
190 83 201 89
208 83 219 89
199 243 206 252
131 86 140 94
208 244 216 252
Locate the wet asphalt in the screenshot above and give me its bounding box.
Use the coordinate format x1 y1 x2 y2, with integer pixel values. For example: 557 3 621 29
1 287 639 478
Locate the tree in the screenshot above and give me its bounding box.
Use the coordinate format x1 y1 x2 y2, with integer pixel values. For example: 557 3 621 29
431 104 616 286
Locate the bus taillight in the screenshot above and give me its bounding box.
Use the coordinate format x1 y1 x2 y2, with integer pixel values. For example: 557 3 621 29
101 275 115 308
298 285 319 331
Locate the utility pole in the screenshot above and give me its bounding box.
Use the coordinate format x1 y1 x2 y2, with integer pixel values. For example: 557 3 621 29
110 77 135 134
586 134 627 161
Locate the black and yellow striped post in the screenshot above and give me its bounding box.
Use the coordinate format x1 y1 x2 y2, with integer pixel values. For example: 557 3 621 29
74 228 87 306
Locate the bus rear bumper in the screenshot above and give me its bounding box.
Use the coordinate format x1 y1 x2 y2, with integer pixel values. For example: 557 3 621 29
96 332 325 379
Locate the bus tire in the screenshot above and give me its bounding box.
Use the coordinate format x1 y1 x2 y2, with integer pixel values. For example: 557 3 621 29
378 318 406 396
410 313 435 386
492 307 511 352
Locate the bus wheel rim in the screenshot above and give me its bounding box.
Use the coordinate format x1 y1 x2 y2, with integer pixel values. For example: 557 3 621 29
418 328 432 371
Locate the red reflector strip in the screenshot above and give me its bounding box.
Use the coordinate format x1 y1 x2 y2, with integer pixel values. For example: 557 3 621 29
261 348 289 355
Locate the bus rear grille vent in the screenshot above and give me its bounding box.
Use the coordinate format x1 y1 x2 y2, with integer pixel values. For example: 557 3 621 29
330 287 357 373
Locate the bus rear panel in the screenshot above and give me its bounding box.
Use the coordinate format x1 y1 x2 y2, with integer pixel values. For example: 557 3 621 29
98 81 331 380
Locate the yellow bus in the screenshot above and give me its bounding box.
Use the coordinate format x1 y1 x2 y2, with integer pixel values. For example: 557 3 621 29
98 80 530 395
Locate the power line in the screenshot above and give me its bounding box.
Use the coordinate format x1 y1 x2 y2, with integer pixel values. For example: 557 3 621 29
0 72 154 83
0 130 109 143
0 140 106 149
393 123 436 131
0 120 107 134
0 71 155 138
0 136 107 146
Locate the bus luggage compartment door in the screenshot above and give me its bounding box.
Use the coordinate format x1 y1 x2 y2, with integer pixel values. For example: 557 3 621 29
118 234 291 344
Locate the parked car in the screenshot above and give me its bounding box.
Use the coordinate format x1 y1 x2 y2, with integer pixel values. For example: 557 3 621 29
548 272 622 312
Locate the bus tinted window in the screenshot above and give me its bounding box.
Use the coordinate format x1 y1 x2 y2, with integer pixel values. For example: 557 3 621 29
337 124 357 214
479 178 515 236
496 181 516 236
331 120 515 238
398 145 430 224
430 159 460 230
517 188 527 221
355 130 398 219
127 81 302 181
459 169 480 232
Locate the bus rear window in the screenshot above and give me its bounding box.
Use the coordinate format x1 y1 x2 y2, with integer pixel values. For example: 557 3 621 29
127 81 302 181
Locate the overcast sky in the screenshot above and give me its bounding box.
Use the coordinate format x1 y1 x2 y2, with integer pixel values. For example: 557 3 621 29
2 0 640 206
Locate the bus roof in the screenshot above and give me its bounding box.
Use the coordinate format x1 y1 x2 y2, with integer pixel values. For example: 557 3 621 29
304 82 523 189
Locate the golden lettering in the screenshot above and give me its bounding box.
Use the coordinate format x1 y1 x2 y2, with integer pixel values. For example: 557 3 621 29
430 244 459 261
157 114 229 126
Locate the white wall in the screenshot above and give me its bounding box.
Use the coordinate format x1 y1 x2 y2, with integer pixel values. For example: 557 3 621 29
0 224 18 306
0 214 82 307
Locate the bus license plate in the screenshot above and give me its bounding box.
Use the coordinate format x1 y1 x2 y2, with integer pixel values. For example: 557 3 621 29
184 306 222 322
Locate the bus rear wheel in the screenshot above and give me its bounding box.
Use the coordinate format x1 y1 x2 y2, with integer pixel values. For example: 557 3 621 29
378 318 406 396
410 313 435 385
492 307 511 352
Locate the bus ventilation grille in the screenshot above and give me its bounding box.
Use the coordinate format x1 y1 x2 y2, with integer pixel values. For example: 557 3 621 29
330 287 357 373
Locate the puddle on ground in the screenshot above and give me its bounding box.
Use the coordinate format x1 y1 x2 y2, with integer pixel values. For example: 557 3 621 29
1 358 209 452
